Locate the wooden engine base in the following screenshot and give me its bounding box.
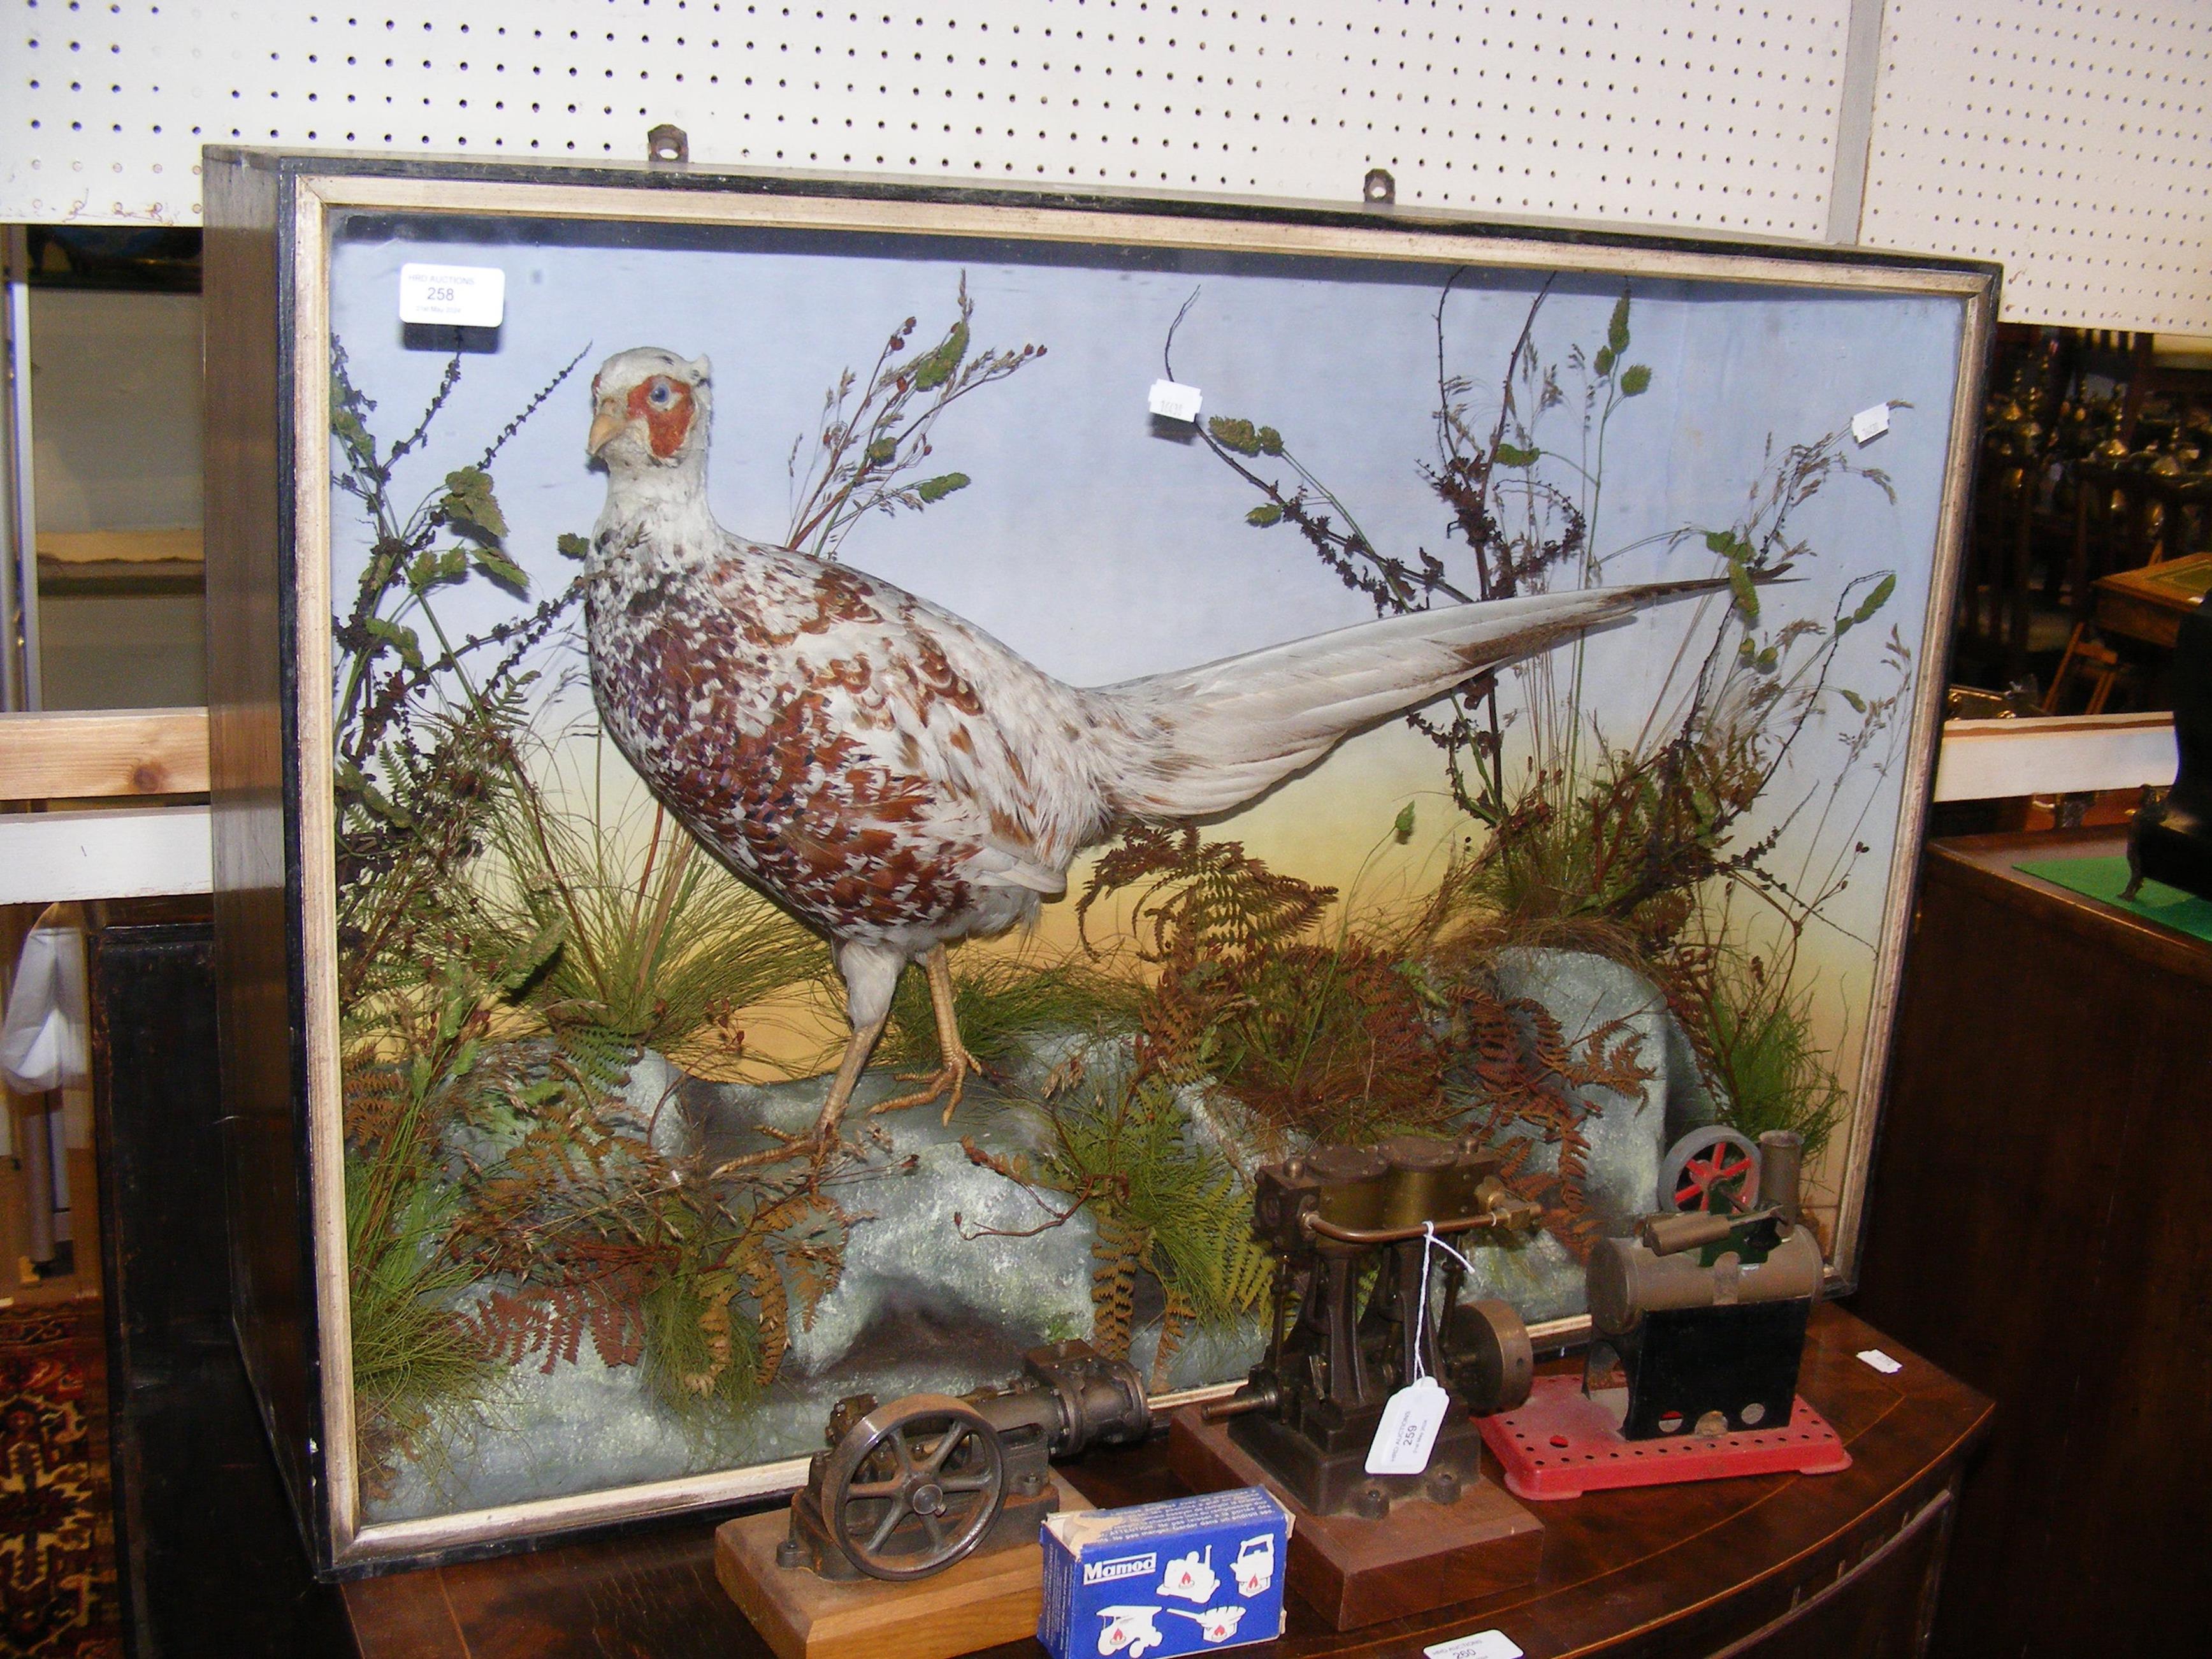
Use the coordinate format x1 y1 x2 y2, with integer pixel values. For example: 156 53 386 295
1168 1405 1543 1631
715 1471 1092 1659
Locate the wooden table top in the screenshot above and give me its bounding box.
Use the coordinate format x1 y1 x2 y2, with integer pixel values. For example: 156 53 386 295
1924 829 2212 986
343 1304 1989 1659
2093 551 2212 648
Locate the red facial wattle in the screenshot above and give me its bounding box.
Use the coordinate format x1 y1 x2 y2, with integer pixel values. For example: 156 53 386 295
626 376 694 458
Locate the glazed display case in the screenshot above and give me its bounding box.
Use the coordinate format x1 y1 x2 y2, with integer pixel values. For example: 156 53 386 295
200 147 1995 1572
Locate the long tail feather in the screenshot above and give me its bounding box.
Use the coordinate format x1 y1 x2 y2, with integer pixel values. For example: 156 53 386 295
1099 577 1734 820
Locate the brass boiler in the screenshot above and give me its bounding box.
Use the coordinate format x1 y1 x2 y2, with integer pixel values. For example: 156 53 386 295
1210 1134 1540 1518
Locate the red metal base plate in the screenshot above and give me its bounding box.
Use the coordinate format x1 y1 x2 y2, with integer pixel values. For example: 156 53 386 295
1477 1376 1851 1500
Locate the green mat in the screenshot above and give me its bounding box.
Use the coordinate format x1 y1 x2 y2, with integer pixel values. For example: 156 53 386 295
2013 855 2212 944
2130 557 2212 601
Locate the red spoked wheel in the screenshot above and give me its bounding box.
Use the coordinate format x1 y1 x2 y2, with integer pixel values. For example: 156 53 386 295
1658 1127 1762 1215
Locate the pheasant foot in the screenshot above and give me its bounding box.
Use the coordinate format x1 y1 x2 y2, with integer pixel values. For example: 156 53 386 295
708 1124 865 1178
868 1048 987 1125
867 943 985 1125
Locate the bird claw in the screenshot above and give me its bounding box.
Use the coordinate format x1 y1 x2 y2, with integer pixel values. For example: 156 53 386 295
870 1049 987 1125
708 1124 864 1180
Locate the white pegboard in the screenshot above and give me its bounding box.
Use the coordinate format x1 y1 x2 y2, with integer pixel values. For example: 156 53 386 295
1857 1 2212 331
4 1 1858 236
14 1 2209 329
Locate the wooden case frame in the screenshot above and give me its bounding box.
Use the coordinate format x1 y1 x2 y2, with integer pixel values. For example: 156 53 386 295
203 147 1997 1575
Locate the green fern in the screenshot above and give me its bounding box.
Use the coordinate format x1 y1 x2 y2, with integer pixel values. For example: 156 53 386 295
1025 1069 1271 1359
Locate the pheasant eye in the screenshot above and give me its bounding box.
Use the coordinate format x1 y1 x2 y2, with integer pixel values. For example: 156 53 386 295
648 381 674 406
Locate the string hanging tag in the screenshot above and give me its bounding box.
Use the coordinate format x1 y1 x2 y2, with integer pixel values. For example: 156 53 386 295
1365 1222 1453 1475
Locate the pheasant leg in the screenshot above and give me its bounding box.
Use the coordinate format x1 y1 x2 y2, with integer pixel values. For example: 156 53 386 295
815 1005 895 1138
869 944 983 1125
705 1008 890 1176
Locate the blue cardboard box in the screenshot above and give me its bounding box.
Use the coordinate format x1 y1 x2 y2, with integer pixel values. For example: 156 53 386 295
1039 1487 1292 1659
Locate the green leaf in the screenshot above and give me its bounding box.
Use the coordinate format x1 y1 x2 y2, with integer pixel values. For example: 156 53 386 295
1755 645 1779 672
910 318 969 390
556 532 591 560
1839 688 1868 714
1257 426 1285 456
472 548 530 593
360 779 411 828
916 472 971 503
494 917 568 993
331 405 374 463
1619 363 1652 396
864 437 898 465
1245 503 1284 527
1494 442 1541 468
1392 802 1417 844
1728 561 1761 628
1208 416 1264 456
1738 635 1758 665
439 466 507 540
1851 574 1897 627
1705 530 1738 556
1593 345 1615 379
1607 293 1631 354
364 616 423 670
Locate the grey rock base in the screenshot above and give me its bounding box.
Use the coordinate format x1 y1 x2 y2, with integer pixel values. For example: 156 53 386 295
367 947 1715 1523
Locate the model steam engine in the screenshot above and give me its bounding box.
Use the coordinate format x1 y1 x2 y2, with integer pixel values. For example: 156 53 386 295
1204 1134 1542 1518
1584 1128 1823 1438
778 1339 1152 1582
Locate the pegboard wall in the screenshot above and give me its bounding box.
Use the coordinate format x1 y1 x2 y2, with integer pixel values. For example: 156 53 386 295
3 1 1861 231
3 0 2208 330
1858 1 2211 330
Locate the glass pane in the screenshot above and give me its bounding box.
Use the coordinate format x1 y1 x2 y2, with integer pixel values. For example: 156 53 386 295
29 286 205 710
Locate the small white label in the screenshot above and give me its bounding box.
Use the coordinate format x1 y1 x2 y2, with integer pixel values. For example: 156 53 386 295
1857 1347 1904 1375
399 262 506 328
1424 1632 1524 1659
1851 402 1891 445
1364 1375 1449 1475
1148 378 1204 422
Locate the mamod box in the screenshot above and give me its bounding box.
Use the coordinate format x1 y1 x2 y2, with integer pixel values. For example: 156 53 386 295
1039 1487 1292 1659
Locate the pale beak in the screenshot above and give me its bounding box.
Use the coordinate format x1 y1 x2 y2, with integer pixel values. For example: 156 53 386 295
587 400 625 457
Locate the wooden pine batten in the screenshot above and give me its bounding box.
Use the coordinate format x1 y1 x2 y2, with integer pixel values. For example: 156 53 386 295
0 707 211 801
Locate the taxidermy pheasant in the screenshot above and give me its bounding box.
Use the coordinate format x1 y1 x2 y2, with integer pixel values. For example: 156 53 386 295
584 346 1734 1157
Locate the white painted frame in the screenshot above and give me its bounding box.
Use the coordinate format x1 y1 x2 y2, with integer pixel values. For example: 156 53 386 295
259 161 1994 1567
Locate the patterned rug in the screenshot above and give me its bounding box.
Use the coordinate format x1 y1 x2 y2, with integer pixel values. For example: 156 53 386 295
1 1304 122 1658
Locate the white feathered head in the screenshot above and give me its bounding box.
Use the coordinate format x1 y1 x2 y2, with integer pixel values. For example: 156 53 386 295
586 347 713 472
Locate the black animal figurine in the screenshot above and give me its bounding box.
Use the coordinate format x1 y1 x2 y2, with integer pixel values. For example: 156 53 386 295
2123 595 2212 902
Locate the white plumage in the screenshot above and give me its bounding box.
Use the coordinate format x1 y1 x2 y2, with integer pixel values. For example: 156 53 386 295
1099 586 1653 820
581 345 1717 1156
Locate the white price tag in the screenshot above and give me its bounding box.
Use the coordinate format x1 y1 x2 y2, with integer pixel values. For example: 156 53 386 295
1148 378 1204 422
1850 402 1891 445
1365 1375 1449 1475
1857 1347 1904 1375
1424 1631 1524 1659
399 263 507 328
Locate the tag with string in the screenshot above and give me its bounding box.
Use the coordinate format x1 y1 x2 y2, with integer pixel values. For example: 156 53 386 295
1365 1222 1476 1475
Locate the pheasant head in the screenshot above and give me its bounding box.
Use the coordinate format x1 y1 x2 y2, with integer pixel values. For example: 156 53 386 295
587 347 713 502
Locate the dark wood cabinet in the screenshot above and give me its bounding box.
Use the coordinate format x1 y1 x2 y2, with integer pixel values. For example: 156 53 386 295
1850 831 2212 1656
87 901 349 1657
